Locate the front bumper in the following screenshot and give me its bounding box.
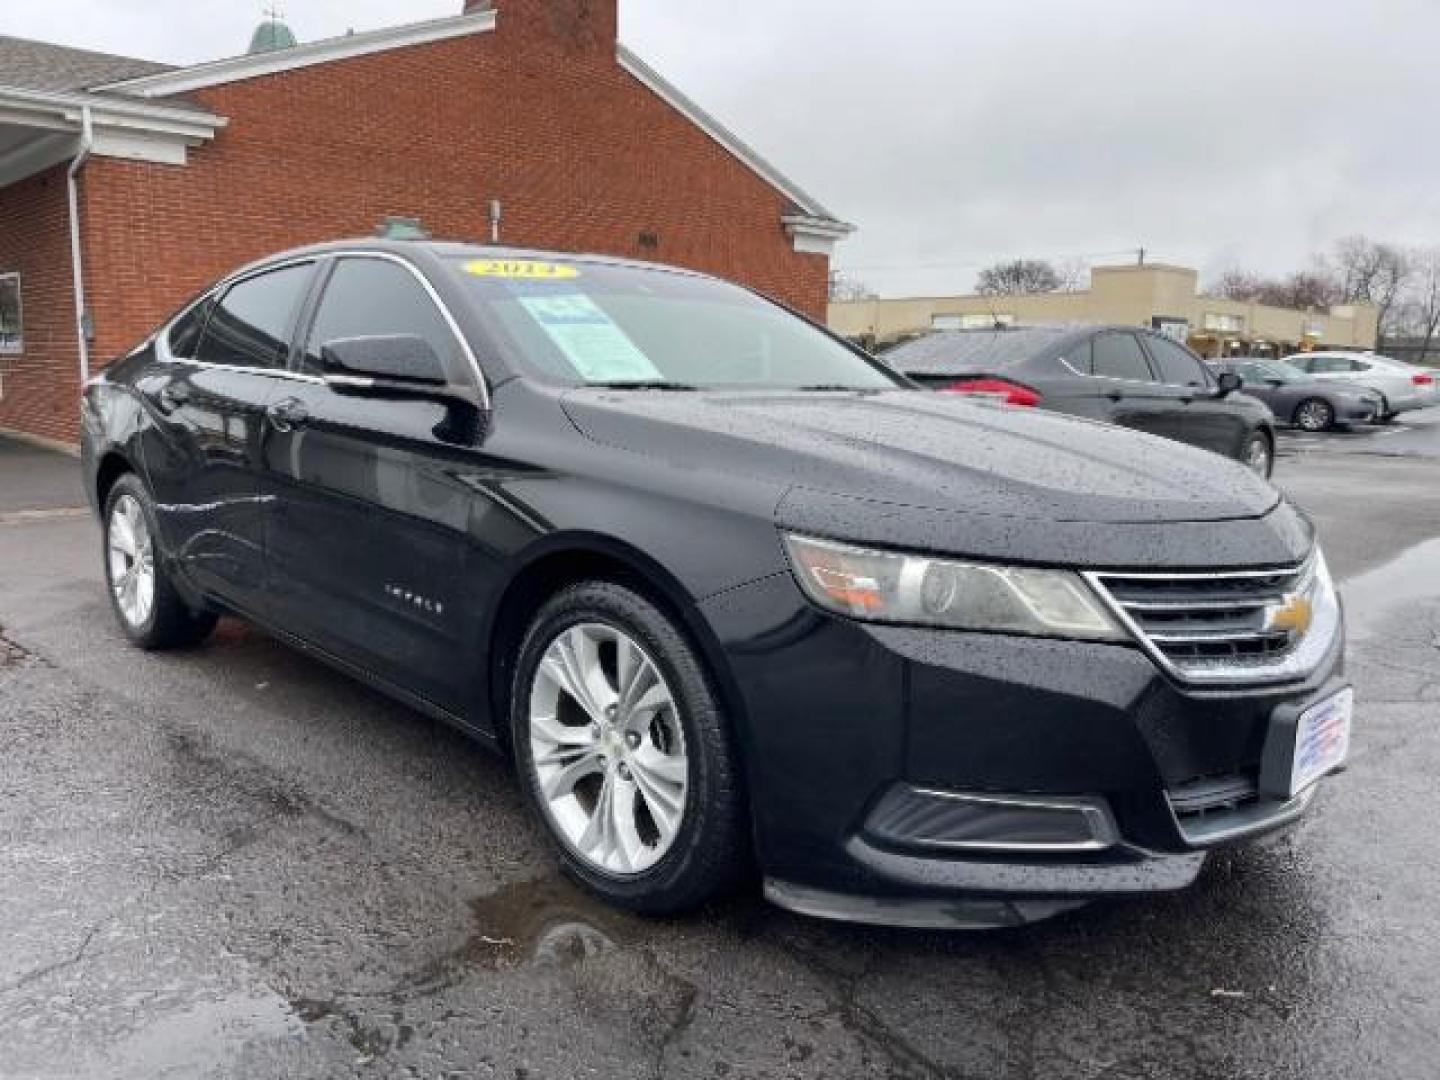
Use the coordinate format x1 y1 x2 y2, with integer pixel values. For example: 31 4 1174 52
700 572 1345 928
1339 399 1379 423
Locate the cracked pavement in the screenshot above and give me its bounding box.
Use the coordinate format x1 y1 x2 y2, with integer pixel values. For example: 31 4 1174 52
1 413 1438 1079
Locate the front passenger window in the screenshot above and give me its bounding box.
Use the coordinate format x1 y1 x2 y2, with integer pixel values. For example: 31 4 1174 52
302 258 460 378
1146 336 1208 386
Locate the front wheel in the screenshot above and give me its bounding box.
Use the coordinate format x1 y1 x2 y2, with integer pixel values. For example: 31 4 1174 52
102 475 217 650
1243 433 1274 478
510 581 749 914
1293 397 1334 432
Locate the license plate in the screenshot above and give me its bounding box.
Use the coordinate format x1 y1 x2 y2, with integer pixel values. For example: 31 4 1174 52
1289 687 1353 797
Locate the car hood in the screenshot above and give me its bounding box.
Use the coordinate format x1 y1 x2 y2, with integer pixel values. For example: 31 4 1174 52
562 389 1279 527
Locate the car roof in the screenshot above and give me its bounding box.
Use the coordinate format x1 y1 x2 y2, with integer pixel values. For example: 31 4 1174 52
882 325 1094 374
1303 350 1393 362
224 238 713 287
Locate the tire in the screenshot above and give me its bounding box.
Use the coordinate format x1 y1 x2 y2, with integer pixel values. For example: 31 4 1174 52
1292 397 1334 433
1373 394 1395 424
1243 433 1274 478
102 474 218 651
510 580 748 914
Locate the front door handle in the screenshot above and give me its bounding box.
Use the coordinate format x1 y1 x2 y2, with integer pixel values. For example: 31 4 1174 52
266 397 309 433
157 383 191 412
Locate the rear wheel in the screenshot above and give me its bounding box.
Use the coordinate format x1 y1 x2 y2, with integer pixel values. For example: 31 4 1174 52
1373 394 1395 424
1293 397 1334 432
103 475 217 650
1243 433 1274 478
510 581 748 914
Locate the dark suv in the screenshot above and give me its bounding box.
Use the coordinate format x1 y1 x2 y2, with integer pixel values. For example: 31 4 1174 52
81 242 1350 928
885 325 1278 476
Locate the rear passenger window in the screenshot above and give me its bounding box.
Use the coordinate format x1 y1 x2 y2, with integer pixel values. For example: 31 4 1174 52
195 264 313 370
1092 333 1153 382
1060 338 1092 374
168 297 212 358
1146 336 1207 386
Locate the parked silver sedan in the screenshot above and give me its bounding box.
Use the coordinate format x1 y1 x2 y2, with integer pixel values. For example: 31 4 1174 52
1287 351 1438 423
1209 358 1381 432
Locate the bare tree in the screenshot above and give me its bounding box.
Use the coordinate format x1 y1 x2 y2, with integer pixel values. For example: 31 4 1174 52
828 272 878 303
1402 247 1440 362
1333 235 1412 335
1208 266 1340 310
1055 258 1090 292
1209 268 1268 302
976 259 1062 296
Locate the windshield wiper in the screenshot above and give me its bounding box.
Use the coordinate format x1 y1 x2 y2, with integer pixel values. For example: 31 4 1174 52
592 380 700 391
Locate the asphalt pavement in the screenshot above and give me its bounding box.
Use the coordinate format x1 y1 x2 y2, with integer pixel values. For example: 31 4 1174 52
1 413 1437 1080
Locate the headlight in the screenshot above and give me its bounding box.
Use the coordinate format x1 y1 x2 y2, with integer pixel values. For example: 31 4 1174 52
783 534 1127 642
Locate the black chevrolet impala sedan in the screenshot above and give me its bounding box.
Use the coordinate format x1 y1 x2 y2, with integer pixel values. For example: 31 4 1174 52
81 241 1351 928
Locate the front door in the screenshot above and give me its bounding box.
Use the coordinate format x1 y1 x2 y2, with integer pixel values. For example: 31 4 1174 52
260 255 482 712
139 262 316 613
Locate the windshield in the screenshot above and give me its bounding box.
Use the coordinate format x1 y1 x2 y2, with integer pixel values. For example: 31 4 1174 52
448 257 900 390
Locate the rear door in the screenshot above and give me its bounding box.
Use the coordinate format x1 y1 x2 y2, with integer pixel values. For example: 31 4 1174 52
260 254 483 712
1085 331 1173 432
1139 333 1248 457
140 262 316 613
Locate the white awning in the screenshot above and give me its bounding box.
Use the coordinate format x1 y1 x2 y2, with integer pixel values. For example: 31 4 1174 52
0 84 225 186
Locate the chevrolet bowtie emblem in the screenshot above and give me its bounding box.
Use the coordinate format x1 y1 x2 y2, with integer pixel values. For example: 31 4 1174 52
1265 594 1313 636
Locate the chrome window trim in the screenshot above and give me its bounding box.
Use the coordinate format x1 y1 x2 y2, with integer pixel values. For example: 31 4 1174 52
1058 357 1158 388
156 249 491 408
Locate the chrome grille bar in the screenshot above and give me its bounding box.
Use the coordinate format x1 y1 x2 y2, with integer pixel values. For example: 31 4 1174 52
1085 553 1338 686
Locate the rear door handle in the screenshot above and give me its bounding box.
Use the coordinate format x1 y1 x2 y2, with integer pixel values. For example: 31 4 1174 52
266 397 309 433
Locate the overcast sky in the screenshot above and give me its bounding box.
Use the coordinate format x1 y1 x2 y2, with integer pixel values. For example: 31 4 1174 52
6 0 1440 296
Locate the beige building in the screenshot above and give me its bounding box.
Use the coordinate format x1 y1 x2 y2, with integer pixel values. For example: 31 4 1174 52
830 263 1379 358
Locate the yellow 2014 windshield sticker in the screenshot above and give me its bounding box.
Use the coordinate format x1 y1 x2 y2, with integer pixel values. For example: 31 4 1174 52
464 259 580 281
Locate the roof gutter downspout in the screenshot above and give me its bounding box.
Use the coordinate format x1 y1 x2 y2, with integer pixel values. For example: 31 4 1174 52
67 105 94 385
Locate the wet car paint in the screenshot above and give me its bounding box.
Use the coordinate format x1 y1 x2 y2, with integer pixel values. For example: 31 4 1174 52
81 241 1341 928
1 421 1437 1076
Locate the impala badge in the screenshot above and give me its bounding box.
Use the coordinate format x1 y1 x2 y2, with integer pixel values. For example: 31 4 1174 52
386 584 444 616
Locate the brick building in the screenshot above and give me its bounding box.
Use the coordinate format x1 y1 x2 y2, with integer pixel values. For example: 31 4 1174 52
0 0 852 445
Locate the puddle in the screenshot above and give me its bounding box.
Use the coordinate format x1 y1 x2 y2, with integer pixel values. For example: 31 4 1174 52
460 875 631 971
1340 537 1440 641
103 989 302 1078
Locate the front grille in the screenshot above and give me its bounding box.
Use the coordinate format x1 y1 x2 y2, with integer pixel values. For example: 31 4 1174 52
1088 558 1332 686
1168 773 1259 820
1166 771 1312 847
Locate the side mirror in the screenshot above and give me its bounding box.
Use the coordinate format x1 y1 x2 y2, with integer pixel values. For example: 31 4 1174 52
1215 371 1243 398
321 334 448 386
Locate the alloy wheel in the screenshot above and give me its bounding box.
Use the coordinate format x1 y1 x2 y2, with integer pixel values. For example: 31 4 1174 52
528 623 689 876
1295 399 1333 432
107 494 156 629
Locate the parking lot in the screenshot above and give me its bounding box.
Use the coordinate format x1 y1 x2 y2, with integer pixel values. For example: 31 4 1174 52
1 410 1437 1080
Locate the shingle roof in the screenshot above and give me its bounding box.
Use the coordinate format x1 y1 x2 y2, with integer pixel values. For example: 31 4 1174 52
0 34 173 93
